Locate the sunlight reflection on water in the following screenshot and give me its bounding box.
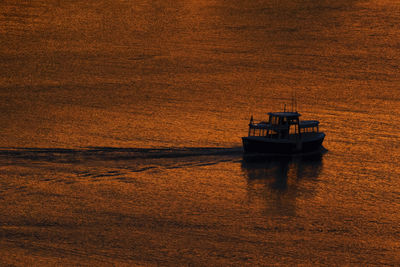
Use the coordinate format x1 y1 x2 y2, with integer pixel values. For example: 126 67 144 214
1 0 400 265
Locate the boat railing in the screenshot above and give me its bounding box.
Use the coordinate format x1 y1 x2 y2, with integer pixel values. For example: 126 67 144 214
249 120 290 131
248 119 293 138
248 117 320 139
299 120 320 133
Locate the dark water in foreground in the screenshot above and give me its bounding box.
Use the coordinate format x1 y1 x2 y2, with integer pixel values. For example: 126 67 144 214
1 0 400 265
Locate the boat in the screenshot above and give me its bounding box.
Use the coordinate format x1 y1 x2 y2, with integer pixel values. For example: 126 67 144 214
242 111 325 154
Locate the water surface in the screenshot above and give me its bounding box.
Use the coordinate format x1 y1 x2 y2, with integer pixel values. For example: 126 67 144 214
1 0 400 265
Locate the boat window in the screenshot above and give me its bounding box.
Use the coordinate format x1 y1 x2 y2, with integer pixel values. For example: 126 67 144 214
271 116 279 125
289 124 298 134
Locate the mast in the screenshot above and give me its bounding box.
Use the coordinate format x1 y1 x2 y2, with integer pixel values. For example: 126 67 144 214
248 115 253 136
291 88 294 112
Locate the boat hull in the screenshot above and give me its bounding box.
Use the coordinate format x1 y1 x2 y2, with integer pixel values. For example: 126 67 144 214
242 133 325 154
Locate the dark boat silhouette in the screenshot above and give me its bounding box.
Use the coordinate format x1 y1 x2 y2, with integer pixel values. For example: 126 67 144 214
242 111 325 154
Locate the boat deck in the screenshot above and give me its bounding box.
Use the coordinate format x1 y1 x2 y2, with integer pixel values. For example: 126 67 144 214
244 132 325 143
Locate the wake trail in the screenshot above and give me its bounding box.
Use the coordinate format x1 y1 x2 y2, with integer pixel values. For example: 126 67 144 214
0 146 244 163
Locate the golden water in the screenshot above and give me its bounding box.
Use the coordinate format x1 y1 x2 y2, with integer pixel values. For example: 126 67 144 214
1 0 400 265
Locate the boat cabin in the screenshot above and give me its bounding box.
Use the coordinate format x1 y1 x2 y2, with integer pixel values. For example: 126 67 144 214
247 112 320 139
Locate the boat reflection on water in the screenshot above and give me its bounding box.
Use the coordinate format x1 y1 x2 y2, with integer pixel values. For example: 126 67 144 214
242 152 324 188
241 151 324 217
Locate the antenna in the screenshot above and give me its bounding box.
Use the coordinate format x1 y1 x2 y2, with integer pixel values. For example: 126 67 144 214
291 88 294 112
291 87 298 112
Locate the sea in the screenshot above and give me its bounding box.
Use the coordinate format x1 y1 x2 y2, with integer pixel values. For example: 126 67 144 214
1 0 400 265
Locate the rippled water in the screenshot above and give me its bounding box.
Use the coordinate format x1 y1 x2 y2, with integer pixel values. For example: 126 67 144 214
1 0 400 265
